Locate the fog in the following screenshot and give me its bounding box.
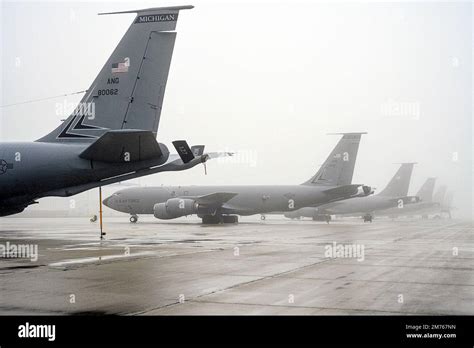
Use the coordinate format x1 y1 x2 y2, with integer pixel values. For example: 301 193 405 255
1 0 472 218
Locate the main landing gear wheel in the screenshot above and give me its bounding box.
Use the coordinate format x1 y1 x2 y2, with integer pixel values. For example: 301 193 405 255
313 214 330 222
260 215 266 221
363 214 373 223
325 215 331 224
223 215 238 224
202 215 222 224
130 215 138 223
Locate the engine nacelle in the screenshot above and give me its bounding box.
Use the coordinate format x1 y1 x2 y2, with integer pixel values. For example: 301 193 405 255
153 198 198 220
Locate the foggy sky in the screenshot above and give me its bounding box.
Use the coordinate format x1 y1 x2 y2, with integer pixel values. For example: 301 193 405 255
1 0 472 218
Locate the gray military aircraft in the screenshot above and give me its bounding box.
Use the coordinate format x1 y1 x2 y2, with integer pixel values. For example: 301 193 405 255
375 177 438 218
0 6 221 217
378 183 454 219
103 133 374 224
440 191 455 219
284 162 419 222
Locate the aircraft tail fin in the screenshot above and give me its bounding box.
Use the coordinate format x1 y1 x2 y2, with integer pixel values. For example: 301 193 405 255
302 132 365 186
416 177 437 202
377 163 415 197
37 6 193 143
443 191 454 207
433 185 447 203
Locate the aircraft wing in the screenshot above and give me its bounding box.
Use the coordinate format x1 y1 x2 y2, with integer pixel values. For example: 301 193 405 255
187 192 238 206
322 184 373 203
191 145 205 157
41 150 232 198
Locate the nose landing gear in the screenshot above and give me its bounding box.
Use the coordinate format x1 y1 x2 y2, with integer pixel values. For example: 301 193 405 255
130 215 138 223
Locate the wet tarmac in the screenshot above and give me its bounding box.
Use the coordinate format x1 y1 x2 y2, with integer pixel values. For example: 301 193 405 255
0 216 472 315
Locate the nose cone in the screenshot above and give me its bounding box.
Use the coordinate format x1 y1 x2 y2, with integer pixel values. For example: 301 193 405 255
103 191 132 213
102 195 113 208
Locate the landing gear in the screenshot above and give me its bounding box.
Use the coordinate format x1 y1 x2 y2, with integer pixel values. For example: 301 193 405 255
201 215 239 224
130 215 138 223
325 215 331 224
313 214 331 223
260 215 266 221
223 215 238 224
363 214 373 223
202 215 222 224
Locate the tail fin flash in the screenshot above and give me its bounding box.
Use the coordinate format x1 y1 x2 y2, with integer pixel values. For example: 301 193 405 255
378 163 415 197
415 177 436 202
302 132 365 186
38 6 193 142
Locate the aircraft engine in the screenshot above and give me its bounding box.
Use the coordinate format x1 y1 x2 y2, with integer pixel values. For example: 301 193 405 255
153 198 198 219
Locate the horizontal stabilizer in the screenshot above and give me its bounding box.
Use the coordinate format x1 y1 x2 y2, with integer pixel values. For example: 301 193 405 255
79 130 162 163
323 184 363 197
172 140 195 163
191 145 205 157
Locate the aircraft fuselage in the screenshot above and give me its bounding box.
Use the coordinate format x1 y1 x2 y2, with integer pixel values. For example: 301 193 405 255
0 141 169 215
104 185 356 216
